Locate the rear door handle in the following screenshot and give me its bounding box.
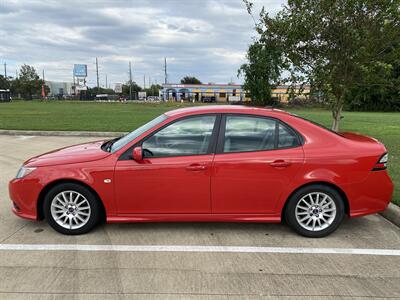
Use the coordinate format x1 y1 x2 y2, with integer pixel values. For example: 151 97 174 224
186 163 207 171
270 160 291 168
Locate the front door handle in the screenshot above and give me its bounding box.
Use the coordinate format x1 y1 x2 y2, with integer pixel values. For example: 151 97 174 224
270 160 291 168
186 163 207 171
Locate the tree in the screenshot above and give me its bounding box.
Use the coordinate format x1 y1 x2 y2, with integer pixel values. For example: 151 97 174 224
246 0 400 131
15 65 44 99
239 39 283 106
180 76 202 84
0 75 11 90
144 84 162 96
345 40 400 111
122 81 142 99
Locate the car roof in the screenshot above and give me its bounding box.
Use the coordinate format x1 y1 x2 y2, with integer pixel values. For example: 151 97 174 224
164 105 290 117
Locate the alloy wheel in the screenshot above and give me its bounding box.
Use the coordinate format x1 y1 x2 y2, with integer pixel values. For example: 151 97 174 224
295 192 337 232
50 190 91 230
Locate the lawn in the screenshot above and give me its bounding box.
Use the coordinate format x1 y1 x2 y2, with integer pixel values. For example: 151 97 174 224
0 100 399 205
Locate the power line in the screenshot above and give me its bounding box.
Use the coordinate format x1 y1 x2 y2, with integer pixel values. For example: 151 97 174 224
164 57 167 84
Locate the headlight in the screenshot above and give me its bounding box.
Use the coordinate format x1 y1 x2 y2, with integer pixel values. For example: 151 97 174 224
379 153 388 164
16 167 37 179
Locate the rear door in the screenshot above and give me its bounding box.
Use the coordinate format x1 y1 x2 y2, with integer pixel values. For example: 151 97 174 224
211 114 304 214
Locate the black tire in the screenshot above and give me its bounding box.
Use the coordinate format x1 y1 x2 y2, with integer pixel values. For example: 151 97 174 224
43 183 100 235
285 184 345 238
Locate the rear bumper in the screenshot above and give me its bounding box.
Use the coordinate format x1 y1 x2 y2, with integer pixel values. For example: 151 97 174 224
346 170 394 218
9 178 41 220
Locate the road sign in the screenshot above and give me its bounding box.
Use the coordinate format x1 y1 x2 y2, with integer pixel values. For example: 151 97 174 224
138 91 147 100
73 64 87 77
114 83 123 93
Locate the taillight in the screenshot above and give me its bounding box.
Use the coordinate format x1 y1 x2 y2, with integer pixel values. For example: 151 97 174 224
372 153 388 171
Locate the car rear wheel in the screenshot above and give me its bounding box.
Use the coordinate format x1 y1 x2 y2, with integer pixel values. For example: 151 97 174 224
43 183 100 235
285 185 345 237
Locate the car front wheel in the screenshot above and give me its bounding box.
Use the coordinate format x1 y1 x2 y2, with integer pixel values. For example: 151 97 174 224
285 185 345 238
43 183 100 235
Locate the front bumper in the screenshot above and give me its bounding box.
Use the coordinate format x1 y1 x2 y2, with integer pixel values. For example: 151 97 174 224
9 177 42 220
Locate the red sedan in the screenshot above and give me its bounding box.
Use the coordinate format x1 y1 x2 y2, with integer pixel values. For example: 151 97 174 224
9 106 393 237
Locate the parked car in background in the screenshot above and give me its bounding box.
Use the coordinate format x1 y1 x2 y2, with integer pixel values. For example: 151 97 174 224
146 96 160 102
9 106 393 237
201 96 215 103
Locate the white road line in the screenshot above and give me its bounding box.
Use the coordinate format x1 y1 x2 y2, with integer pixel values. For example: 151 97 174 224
0 244 399 256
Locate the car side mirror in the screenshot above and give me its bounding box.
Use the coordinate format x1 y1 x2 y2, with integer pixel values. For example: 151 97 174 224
132 146 143 161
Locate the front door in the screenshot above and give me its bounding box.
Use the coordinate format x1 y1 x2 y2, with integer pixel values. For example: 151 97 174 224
211 114 304 214
115 114 219 214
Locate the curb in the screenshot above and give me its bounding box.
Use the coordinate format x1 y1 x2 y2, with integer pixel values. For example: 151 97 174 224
0 130 126 137
380 203 400 228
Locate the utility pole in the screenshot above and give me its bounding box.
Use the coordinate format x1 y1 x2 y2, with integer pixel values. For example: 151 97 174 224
105 74 108 89
149 76 151 95
129 61 133 100
42 69 46 98
164 57 167 84
95 57 99 90
73 71 76 96
4 62 7 78
143 74 146 89
150 76 154 96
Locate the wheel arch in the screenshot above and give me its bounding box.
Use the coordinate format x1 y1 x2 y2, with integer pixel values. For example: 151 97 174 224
281 181 350 222
37 179 106 222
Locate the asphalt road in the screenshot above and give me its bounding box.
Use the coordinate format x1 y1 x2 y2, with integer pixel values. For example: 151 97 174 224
1 135 399 299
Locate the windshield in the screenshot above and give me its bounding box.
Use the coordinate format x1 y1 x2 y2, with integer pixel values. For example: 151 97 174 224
110 114 168 153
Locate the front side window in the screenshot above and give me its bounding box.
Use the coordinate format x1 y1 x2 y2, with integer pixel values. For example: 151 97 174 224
223 116 276 153
111 114 168 153
142 115 216 158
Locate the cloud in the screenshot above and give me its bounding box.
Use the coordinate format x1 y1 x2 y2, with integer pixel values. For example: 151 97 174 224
0 0 285 87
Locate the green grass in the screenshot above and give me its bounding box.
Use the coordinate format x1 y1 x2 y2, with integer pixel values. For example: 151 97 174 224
1 100 398 205
0 100 200 132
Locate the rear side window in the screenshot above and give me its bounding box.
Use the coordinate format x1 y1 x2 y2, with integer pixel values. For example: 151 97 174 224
221 115 302 153
223 116 276 153
278 123 300 148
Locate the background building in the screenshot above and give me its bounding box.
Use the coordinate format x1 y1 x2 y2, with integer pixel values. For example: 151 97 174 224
45 81 73 96
161 83 310 103
162 83 248 102
272 85 311 103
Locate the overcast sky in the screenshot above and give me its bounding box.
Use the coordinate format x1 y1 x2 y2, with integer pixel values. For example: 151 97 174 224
0 0 285 87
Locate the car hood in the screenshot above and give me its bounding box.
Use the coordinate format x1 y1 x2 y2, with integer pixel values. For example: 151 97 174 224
24 140 111 167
